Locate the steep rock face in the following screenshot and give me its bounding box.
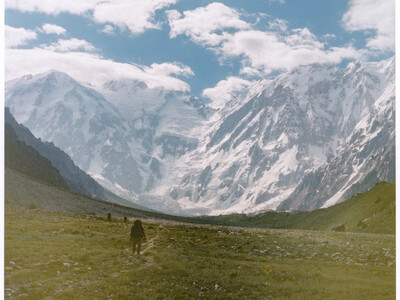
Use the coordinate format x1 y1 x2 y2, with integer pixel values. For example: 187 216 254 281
5 107 105 199
161 57 395 214
5 123 68 190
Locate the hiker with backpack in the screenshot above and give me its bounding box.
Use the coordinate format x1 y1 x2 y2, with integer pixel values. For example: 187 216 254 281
130 220 146 255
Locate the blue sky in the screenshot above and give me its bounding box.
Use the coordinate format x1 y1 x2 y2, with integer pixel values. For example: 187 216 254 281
4 0 395 108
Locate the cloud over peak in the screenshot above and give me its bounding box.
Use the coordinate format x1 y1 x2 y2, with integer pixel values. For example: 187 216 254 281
5 48 192 92
148 62 194 78
202 76 252 109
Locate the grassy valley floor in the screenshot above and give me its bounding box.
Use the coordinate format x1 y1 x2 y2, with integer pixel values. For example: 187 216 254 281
5 205 395 299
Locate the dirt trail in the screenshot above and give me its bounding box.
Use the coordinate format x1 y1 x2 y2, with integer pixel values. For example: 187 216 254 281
113 236 157 277
141 236 156 255
139 234 158 268
125 235 157 269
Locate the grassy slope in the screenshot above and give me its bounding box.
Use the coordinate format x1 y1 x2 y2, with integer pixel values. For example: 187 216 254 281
5 205 395 299
205 182 395 234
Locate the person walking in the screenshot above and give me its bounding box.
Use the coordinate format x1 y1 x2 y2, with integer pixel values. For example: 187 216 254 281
130 220 146 255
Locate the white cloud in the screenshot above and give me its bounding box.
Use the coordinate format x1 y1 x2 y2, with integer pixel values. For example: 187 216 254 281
202 76 252 109
220 29 359 75
148 62 194 77
285 28 323 48
270 0 286 4
41 23 66 35
268 18 288 32
167 2 250 46
5 48 191 92
5 25 37 48
168 4 360 76
102 24 115 35
5 0 98 15
342 0 395 52
40 38 97 52
92 0 177 34
323 33 336 40
240 67 262 77
6 0 177 35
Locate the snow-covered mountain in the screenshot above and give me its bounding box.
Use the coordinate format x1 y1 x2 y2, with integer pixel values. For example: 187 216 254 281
155 57 395 215
5 71 209 208
5 57 395 215
279 60 395 211
100 79 211 159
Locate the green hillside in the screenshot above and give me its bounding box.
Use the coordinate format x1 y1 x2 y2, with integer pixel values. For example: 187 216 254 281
205 182 395 234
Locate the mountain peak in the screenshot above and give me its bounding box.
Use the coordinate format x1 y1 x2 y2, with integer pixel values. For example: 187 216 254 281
34 70 76 85
6 70 78 91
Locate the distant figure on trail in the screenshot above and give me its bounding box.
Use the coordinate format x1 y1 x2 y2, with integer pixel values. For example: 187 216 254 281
130 220 146 255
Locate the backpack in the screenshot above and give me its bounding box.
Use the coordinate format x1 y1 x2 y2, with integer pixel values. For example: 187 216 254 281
131 226 143 237
131 221 144 238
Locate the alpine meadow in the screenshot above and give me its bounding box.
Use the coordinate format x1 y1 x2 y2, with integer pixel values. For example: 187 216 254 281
4 0 396 299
